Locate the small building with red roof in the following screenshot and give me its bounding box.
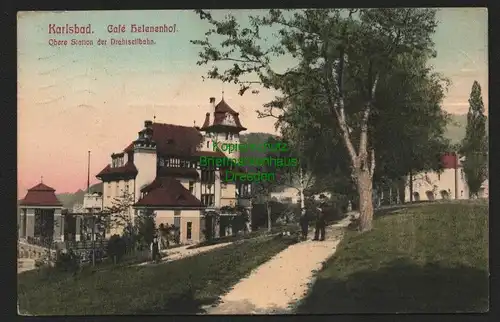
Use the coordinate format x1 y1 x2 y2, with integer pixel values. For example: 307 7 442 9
18 181 64 242
95 96 252 243
404 152 489 202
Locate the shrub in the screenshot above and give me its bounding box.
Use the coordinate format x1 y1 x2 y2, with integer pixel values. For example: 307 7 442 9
55 249 80 272
107 234 127 264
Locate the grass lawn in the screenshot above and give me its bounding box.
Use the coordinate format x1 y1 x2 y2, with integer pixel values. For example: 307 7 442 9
18 235 296 315
296 202 489 313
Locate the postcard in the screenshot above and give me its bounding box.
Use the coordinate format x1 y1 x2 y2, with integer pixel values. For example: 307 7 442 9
17 8 488 315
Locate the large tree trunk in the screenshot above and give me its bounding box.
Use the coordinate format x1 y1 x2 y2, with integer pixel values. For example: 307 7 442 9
299 167 306 215
357 170 374 232
266 201 272 232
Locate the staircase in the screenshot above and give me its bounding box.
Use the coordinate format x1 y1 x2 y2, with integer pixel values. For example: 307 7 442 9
17 258 36 273
17 239 57 273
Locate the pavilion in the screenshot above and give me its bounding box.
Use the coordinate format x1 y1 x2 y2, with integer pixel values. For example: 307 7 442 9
18 181 64 243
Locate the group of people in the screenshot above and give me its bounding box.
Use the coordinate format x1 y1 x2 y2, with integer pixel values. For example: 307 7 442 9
299 201 327 241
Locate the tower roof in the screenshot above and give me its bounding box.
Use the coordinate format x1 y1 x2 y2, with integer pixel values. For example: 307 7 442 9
20 182 62 207
199 98 247 132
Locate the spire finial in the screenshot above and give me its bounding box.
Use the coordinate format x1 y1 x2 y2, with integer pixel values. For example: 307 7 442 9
222 89 224 99
193 120 196 127
153 115 156 122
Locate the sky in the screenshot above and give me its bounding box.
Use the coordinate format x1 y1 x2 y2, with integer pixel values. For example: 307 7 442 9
17 8 488 196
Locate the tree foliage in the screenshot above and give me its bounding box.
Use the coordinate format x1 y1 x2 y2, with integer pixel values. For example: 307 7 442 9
461 81 488 198
103 191 136 230
192 9 443 232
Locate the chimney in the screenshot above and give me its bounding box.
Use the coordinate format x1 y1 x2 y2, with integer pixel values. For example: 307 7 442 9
144 120 153 128
209 97 216 112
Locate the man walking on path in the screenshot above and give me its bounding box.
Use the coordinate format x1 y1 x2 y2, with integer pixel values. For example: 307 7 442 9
313 202 326 241
299 209 309 241
150 234 161 263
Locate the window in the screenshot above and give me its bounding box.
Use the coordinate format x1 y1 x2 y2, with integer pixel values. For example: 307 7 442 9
170 158 180 167
174 214 181 228
115 182 120 196
201 194 215 206
186 222 192 240
105 216 111 233
239 183 251 197
206 141 210 148
158 158 165 166
201 170 215 183
189 181 195 193
226 133 229 140
112 159 117 168
438 173 441 180
124 182 129 194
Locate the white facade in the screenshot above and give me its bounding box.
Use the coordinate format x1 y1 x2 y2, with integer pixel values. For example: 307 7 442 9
83 193 103 212
133 145 157 210
154 209 203 244
271 187 300 204
405 168 488 202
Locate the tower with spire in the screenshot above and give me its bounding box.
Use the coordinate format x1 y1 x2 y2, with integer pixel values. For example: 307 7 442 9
197 96 247 159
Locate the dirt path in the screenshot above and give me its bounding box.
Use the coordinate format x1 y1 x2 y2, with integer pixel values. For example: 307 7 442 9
203 218 351 314
135 232 285 267
135 242 234 267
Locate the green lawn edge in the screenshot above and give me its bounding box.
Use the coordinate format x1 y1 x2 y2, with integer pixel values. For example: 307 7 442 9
295 202 489 313
18 235 296 315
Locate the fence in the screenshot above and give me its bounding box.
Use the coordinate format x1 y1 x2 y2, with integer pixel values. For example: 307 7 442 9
62 240 109 263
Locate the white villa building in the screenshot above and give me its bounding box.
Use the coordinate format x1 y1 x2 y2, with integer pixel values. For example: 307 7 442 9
405 153 489 202
95 97 252 244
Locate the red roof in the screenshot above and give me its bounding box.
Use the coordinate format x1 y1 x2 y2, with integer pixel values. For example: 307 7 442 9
135 177 203 208
152 123 204 157
441 153 459 169
98 119 238 181
123 123 204 157
96 162 138 180
20 183 62 207
200 98 246 132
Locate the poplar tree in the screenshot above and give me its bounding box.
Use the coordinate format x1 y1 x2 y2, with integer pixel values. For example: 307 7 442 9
461 81 488 198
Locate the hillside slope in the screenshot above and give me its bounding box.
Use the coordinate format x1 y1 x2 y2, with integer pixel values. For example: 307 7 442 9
296 202 489 313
